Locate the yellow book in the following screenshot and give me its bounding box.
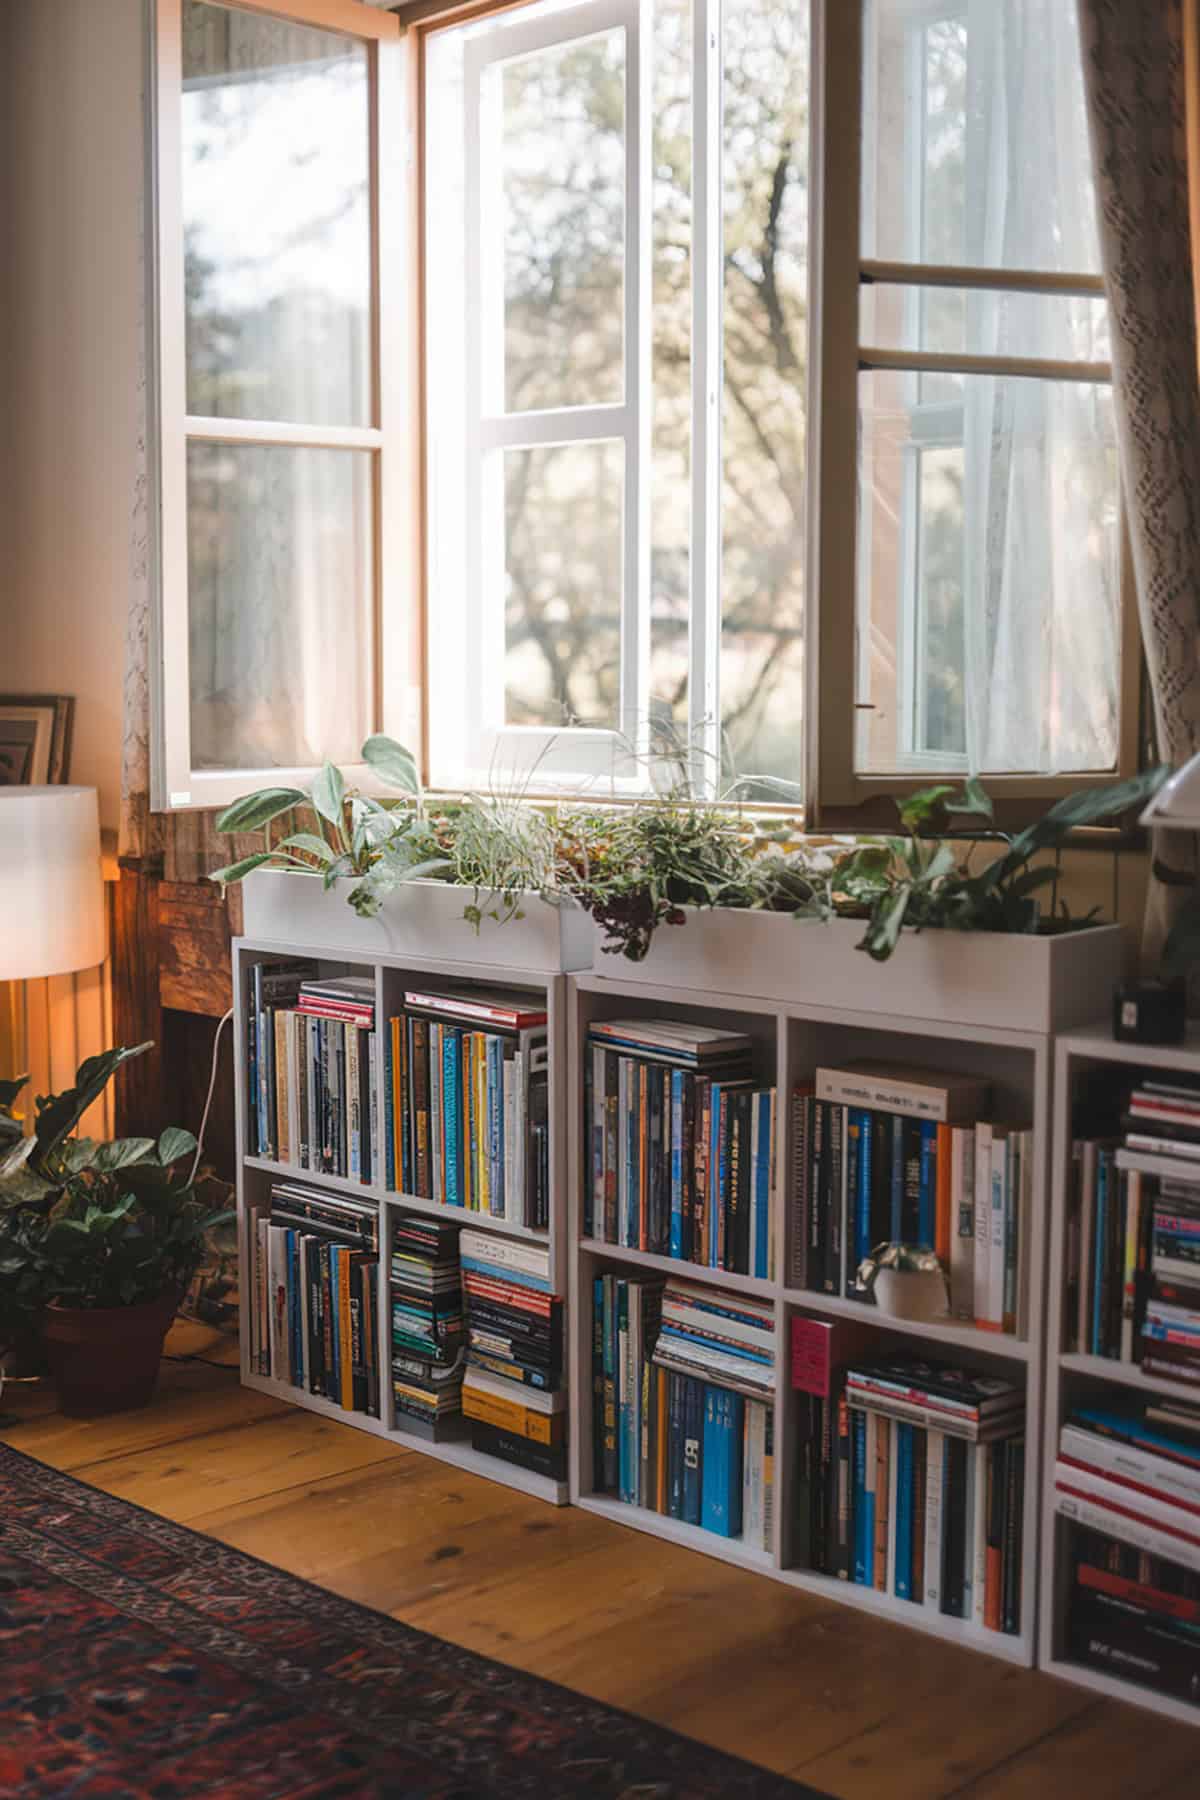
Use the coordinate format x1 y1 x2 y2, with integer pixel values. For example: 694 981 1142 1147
461 1389 562 1445
461 1032 473 1212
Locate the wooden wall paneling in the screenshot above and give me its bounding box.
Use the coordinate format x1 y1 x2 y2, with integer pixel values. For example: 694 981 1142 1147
111 856 165 1137
158 880 234 1017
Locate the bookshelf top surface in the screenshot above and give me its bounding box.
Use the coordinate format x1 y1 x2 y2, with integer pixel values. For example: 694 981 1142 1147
1058 1020 1200 1073
234 936 555 994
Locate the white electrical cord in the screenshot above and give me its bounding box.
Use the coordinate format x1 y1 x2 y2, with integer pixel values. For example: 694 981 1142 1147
189 1007 234 1186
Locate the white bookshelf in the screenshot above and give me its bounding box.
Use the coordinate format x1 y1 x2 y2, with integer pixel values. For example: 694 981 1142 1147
566 969 1051 1667
1041 1024 1200 1724
232 935 571 1506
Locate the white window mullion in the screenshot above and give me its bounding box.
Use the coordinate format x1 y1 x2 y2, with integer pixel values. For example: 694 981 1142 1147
688 0 722 798
620 0 652 768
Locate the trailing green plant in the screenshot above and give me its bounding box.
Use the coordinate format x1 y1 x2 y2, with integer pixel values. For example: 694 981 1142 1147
209 735 427 901
794 767 1171 962
0 1046 232 1342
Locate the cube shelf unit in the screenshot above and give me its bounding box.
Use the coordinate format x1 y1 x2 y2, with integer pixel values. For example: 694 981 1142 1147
232 935 571 1506
567 971 1052 1666
1041 1024 1200 1724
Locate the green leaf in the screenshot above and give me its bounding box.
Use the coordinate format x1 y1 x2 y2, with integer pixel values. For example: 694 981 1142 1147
0 1074 28 1111
897 784 955 834
274 832 335 864
92 1137 157 1172
61 1137 99 1174
33 1044 153 1168
209 851 275 889
158 1126 198 1166
310 761 346 830
0 1136 36 1179
1008 765 1172 863
943 777 994 822
361 735 420 795
858 883 913 961
0 1168 55 1207
214 787 307 833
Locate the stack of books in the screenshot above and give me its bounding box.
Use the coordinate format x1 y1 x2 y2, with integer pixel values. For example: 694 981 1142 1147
386 987 550 1228
246 962 379 1184
792 1061 1029 1336
390 1212 465 1440
1056 1403 1200 1702
791 1326 1026 1633
584 1018 774 1278
249 1181 380 1416
591 1272 774 1547
460 1229 566 1480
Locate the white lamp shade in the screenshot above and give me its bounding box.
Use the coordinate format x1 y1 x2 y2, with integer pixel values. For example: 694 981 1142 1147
1140 753 1200 832
0 786 106 980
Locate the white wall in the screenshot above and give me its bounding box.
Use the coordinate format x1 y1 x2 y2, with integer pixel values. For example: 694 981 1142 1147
2 0 145 841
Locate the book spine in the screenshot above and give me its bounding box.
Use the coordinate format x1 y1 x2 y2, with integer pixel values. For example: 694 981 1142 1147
973 1122 993 1328
894 1421 913 1600
791 1085 811 1288
383 1022 396 1192
923 1426 944 1610
683 1376 703 1526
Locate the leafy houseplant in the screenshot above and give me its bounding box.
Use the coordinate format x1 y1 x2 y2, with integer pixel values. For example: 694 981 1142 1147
0 1045 231 1416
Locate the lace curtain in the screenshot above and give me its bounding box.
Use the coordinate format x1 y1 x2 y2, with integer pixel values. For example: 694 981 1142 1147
1078 0 1200 964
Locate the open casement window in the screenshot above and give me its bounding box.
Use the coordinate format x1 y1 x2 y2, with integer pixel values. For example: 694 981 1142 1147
810 0 1142 829
421 0 810 798
150 0 411 812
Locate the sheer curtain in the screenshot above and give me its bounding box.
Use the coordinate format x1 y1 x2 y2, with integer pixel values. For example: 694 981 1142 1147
960 0 1118 775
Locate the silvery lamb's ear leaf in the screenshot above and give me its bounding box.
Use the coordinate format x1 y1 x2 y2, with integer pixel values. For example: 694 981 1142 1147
361 736 420 796
311 761 346 830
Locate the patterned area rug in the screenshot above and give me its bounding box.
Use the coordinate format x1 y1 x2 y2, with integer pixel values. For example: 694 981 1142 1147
0 1443 825 1798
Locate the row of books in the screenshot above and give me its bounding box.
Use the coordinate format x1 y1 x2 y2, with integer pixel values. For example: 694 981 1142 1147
246 965 378 1183
792 1061 1029 1336
390 1212 465 1438
460 1230 566 1481
791 1320 1025 1632
385 986 550 1228
249 1181 381 1417
1065 1072 1200 1382
591 1271 774 1547
1056 1402 1200 1703
584 1018 775 1278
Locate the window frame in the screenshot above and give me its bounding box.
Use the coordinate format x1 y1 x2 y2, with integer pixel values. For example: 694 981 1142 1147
808 0 1143 831
148 0 415 813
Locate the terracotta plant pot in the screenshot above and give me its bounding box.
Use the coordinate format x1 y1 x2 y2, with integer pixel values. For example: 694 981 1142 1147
42 1290 180 1417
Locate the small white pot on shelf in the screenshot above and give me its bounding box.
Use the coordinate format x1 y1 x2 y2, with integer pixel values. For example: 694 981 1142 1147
871 1265 951 1324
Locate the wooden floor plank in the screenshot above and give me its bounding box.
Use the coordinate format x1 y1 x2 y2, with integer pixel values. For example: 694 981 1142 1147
2 1357 1195 1798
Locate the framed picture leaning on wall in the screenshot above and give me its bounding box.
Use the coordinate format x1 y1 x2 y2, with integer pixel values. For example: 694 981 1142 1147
0 695 74 785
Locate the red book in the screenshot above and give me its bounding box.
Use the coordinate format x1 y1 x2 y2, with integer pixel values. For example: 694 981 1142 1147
404 988 547 1030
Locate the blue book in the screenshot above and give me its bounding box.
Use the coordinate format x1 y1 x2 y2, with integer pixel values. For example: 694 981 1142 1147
669 1069 685 1261
852 1408 871 1584
667 1372 685 1518
285 1230 301 1386
682 1377 703 1525
701 1386 724 1533
855 1108 873 1291
443 1030 461 1207
657 1325 771 1367
890 1114 905 1241
894 1422 913 1600
709 1084 723 1267
918 1121 938 1248
328 1244 342 1399
459 1255 551 1294
753 1092 772 1281
625 1069 640 1246
1072 1406 1200 1468
1092 1151 1110 1356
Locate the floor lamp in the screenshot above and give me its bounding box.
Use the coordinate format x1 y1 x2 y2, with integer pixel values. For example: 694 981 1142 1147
0 785 106 1098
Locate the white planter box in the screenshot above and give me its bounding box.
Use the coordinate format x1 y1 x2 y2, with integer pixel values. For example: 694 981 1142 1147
240 869 592 974
591 910 1128 1035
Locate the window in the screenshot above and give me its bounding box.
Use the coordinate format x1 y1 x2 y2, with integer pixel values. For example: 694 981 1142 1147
423 0 809 795
812 0 1136 824
151 0 1135 820
150 0 410 810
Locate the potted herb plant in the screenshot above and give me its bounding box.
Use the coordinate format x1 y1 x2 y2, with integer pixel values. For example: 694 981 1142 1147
0 1045 232 1416
595 771 1166 1033
210 736 592 974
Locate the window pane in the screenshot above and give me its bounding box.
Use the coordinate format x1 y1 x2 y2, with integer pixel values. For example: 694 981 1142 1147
504 441 623 728
860 285 1110 365
188 443 372 770
855 370 1119 776
720 0 809 795
862 0 1100 275
493 30 625 413
182 0 370 425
